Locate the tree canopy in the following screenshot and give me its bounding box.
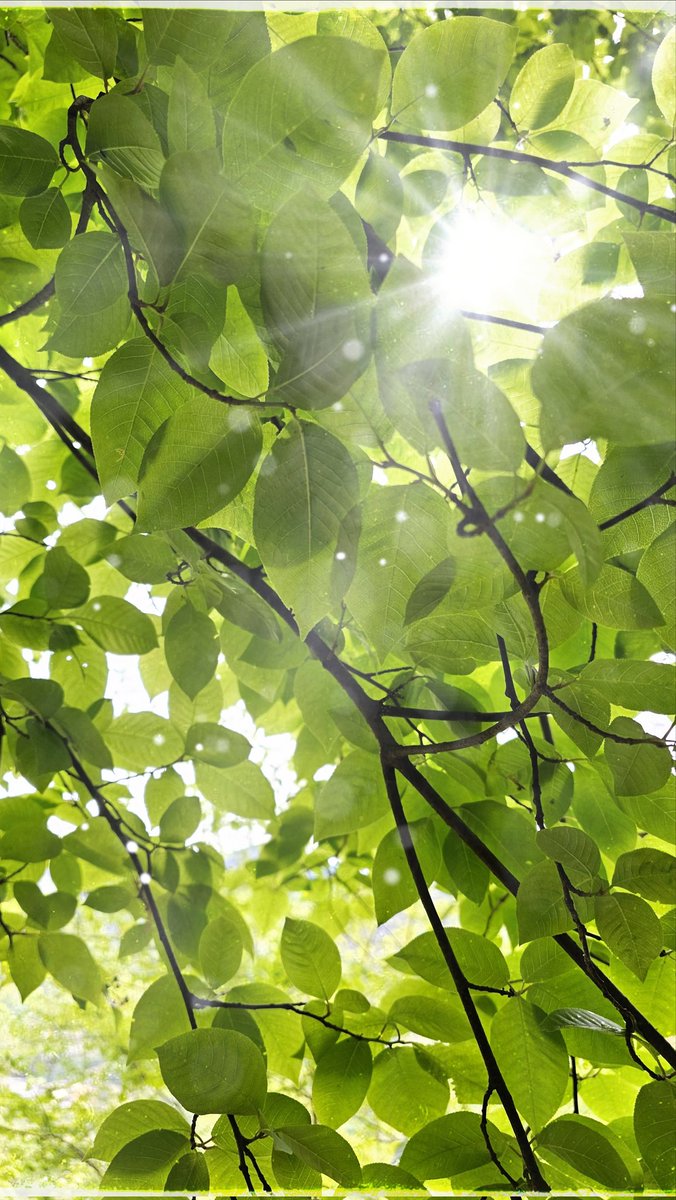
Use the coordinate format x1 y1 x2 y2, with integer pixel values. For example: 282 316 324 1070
0 4 674 1193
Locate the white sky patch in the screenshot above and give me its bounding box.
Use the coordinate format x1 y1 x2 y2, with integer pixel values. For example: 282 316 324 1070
560 440 602 464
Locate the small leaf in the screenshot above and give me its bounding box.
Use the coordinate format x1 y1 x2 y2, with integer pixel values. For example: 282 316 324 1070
199 917 243 988
19 188 71 249
0 126 58 196
634 1080 676 1191
595 892 662 980
537 1114 642 1191
38 932 102 1004
280 917 341 1000
604 717 672 796
165 605 218 699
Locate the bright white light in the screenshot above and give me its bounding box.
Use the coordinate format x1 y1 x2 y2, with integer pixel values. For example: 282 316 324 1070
432 206 553 316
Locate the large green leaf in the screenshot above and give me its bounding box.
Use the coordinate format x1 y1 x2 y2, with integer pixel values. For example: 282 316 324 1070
634 1080 676 1191
261 194 372 408
164 604 218 700
537 1114 642 1190
221 37 384 212
55 232 127 315
533 298 676 447
86 92 165 191
313 1039 372 1128
604 717 672 796
491 998 568 1131
510 43 576 130
136 396 262 531
595 892 662 981
91 339 194 504
271 1124 361 1187
0 126 58 196
160 151 255 287
158 1028 267 1114
48 9 118 80
392 16 516 132
368 1046 448 1136
38 932 102 1005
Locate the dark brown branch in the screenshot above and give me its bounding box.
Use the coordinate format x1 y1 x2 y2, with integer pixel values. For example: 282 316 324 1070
599 474 676 531
190 994 401 1046
547 690 668 746
382 760 549 1192
379 130 676 225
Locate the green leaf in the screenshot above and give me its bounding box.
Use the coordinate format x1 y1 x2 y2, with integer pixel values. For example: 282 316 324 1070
271 1124 361 1188
55 232 128 316
624 231 676 299
510 43 576 130
160 151 255 287
536 826 601 885
199 917 243 989
166 1150 210 1191
537 1114 642 1191
91 339 195 505
159 795 201 844
604 717 672 796
372 819 440 925
637 523 676 649
0 126 58 196
389 928 508 991
388 993 471 1044
561 563 664 630
652 26 675 124
222 37 384 212
392 16 516 132
595 892 662 981
346 482 450 659
533 298 675 447
369 1046 448 1136
48 9 118 80
0 676 63 719
86 92 165 191
634 1080 676 1191
314 752 387 839
164 604 218 700
280 917 341 1000
187 722 250 769
78 596 157 655
399 1111 497 1181
14 882 76 931
105 712 183 772
91 1099 191 1161
613 849 676 904
32 546 89 610
0 443 31 514
518 860 577 943
101 1129 188 1188
197 758 274 820
8 937 46 1002
313 1039 372 1128
261 194 371 408
19 188 71 249
167 57 216 156
55 706 113 770
252 419 360 632
38 932 102 1004
491 998 568 1131
579 658 675 713
210 287 268 399
128 975 192 1062
158 1028 267 1114
136 396 261 531
546 1008 623 1036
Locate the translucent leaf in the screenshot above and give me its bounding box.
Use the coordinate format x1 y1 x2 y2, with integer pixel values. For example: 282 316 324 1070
392 16 516 132
136 396 262 531
491 998 568 1131
537 1114 642 1190
510 44 575 130
0 126 58 196
634 1080 676 1191
158 1028 267 1114
595 892 662 980
19 188 71 249
312 1039 371 1127
280 917 341 999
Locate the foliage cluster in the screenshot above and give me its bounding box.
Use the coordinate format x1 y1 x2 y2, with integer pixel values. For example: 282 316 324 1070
0 4 674 1193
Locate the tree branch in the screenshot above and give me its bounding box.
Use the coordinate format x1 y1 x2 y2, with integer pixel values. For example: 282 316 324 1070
379 130 676 225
